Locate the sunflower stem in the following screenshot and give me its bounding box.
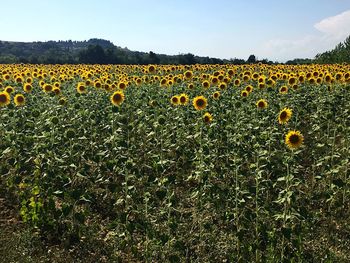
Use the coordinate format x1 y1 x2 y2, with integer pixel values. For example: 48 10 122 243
255 154 260 262
328 127 337 213
234 160 240 259
281 161 291 262
198 122 204 257
342 135 349 207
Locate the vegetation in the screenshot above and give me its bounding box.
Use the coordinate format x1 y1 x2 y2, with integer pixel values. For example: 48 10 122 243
0 38 274 65
286 35 350 65
1 63 350 262
315 36 350 64
1 35 350 66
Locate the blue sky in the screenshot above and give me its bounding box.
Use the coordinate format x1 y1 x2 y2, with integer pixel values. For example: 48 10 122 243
1 0 350 62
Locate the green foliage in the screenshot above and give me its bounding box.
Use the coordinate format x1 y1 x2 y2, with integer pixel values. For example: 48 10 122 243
0 64 350 262
315 35 350 64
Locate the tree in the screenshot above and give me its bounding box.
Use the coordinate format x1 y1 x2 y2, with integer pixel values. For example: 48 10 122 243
247 54 256 64
149 51 160 64
78 45 107 64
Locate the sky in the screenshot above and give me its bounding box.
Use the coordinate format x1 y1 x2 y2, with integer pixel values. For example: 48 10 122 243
1 0 350 62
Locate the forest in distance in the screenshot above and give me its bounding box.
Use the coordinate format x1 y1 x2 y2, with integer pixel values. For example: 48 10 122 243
0 35 350 65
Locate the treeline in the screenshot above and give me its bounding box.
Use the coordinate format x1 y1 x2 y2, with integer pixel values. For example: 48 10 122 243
0 38 274 65
314 36 350 64
2 36 350 65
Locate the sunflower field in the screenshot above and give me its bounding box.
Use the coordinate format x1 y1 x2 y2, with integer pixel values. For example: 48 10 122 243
0 63 350 262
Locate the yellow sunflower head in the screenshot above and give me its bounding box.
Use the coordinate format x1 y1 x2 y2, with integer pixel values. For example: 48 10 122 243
279 86 288 94
245 85 253 93
256 99 268 109
0 91 11 107
5 86 14 94
218 82 227 90
148 65 156 74
278 107 292 124
118 82 127 90
184 70 193 80
76 83 87 94
241 90 249 97
53 87 61 95
212 91 220 100
14 94 25 107
22 83 32 93
288 77 297 86
179 93 189 105
43 84 53 93
202 80 210 89
285 130 304 149
170 95 180 106
110 91 125 106
203 112 213 124
193 96 207 111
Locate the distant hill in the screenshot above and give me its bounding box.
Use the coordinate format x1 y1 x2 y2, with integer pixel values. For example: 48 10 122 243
0 38 229 65
0 38 276 65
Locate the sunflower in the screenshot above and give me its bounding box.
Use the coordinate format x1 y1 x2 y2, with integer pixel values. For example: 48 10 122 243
266 78 276 87
188 83 194 89
241 90 249 97
77 83 87 94
14 94 25 107
110 91 125 106
15 76 23 83
285 130 304 149
203 112 213 124
278 108 292 124
179 93 189 105
43 84 53 93
193 96 207 111
256 99 268 109
160 78 167 87
308 78 316 85
94 81 102 89
258 83 265 89
26 77 33 84
58 97 67 105
3 74 10 81
212 91 220 100
243 75 250 82
218 82 227 90
170 95 180 105
324 74 332 83
184 70 193 80
0 91 11 107
148 65 156 74
245 85 253 93
211 76 219 86
135 78 142 86
227 69 235 76
288 77 297 86
279 86 288 94
118 82 127 90
202 80 210 89
52 87 61 95
5 86 14 94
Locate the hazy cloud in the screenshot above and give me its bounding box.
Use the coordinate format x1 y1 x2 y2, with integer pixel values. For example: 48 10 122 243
314 10 350 38
259 10 350 62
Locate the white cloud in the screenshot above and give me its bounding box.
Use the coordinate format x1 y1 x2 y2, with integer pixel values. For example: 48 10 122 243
258 10 350 62
314 10 350 38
